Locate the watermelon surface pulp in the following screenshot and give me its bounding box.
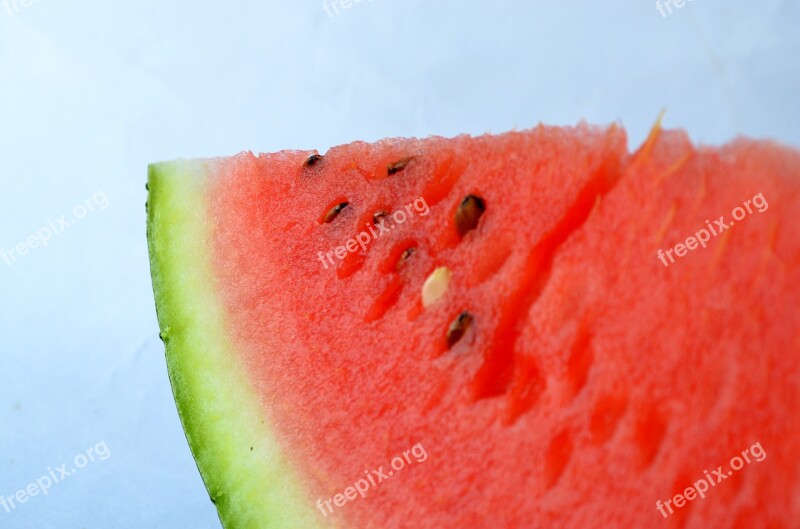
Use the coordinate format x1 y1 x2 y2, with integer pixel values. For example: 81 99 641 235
147 123 800 529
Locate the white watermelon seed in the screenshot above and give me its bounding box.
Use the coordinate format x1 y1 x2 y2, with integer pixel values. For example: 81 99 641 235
422 266 452 307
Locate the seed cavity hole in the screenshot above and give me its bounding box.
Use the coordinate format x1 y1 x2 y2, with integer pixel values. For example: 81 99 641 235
373 210 389 225
446 312 474 348
304 153 324 168
455 194 486 237
322 202 349 224
388 157 414 176
397 247 416 269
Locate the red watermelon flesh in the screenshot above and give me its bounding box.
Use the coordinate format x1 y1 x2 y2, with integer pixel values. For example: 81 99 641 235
147 123 800 529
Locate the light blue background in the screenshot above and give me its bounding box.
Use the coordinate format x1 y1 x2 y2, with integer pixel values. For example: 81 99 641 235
0 1 797 527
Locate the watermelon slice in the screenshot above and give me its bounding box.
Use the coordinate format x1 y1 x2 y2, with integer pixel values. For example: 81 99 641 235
147 122 800 529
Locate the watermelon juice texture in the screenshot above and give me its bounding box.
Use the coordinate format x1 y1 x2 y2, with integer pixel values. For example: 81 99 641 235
655 441 767 518
315 442 428 518
656 191 769 267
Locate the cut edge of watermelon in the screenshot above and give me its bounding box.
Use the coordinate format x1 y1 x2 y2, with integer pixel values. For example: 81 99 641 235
147 159 325 529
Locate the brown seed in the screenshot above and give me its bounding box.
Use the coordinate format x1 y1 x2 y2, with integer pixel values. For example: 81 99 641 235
455 195 486 237
397 247 416 269
447 312 474 348
373 210 389 225
304 153 324 168
388 157 414 175
322 202 349 223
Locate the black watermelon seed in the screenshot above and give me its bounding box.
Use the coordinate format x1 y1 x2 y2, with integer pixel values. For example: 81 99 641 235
388 157 414 175
447 312 474 348
323 202 349 223
455 195 486 237
304 154 324 168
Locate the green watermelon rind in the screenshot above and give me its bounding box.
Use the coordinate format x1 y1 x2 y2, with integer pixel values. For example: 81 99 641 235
147 160 326 529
